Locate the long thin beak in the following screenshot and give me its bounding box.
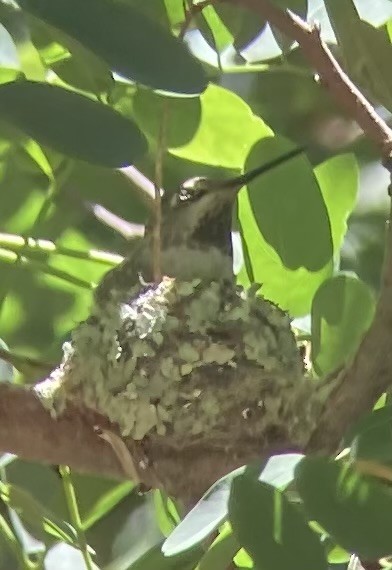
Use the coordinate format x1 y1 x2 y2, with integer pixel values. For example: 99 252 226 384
214 146 305 191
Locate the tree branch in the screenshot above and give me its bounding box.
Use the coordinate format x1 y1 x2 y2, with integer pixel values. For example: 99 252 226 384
222 0 392 153
0 383 129 480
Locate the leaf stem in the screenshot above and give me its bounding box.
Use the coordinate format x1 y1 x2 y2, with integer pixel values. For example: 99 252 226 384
59 466 95 570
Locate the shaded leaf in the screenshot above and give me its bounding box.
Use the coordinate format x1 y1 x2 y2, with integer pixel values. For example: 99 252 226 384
0 80 147 167
345 406 392 465
163 467 244 557
163 454 302 556
311 274 375 376
215 4 266 50
198 528 240 570
229 474 327 570
296 456 392 559
0 482 77 546
19 0 207 95
128 542 203 570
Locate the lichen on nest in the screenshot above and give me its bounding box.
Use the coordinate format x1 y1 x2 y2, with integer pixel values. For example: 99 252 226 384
38 277 323 448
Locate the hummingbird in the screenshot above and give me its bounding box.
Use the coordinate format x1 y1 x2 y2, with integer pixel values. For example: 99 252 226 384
95 147 304 304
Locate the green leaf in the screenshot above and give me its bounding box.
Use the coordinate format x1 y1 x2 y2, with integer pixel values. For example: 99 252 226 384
344 406 392 465
198 528 240 570
121 0 170 27
153 491 180 537
311 274 375 376
128 542 203 570
23 138 54 183
214 4 266 50
295 456 392 559
271 0 307 18
0 482 78 546
82 481 134 530
0 80 147 167
196 6 233 54
315 154 358 251
0 1 46 80
238 138 333 316
163 454 303 556
233 546 254 568
247 141 331 271
163 467 244 557
229 474 327 570
163 0 184 30
19 0 207 95
28 14 113 95
134 84 271 168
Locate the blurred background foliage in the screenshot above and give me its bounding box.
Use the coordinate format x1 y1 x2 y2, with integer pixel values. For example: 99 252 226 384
0 0 391 568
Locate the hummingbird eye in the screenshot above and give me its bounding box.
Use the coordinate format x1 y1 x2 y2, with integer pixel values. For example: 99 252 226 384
171 177 209 207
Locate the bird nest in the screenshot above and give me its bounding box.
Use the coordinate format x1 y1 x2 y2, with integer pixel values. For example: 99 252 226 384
38 277 332 497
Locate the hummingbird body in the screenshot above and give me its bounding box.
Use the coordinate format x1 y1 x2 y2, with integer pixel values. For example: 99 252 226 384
95 147 303 304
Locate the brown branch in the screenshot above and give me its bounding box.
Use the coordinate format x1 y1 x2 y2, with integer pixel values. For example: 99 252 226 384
0 383 163 486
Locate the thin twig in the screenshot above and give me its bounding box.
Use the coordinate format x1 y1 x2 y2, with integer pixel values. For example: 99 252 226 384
152 105 168 283
179 0 213 40
59 465 95 570
97 428 141 484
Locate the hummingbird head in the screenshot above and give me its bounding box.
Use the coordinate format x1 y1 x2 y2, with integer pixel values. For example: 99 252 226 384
142 147 303 283
159 174 238 257
159 146 304 255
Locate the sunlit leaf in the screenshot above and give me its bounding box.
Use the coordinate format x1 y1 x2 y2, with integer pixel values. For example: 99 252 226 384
134 84 271 168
